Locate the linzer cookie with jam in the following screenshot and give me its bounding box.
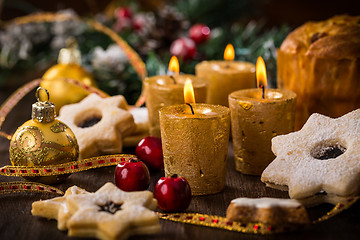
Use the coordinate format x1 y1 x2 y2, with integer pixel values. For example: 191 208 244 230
261 109 360 206
66 182 160 240
58 94 136 159
31 183 160 240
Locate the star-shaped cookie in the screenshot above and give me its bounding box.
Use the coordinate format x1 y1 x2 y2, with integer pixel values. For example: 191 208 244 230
58 94 135 159
261 109 360 205
31 186 89 230
66 182 160 240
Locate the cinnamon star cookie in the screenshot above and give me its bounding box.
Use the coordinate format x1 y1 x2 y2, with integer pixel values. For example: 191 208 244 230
261 109 360 206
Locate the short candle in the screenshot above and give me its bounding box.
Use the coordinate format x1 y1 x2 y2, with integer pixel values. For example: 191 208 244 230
195 44 255 106
144 56 207 137
228 57 296 175
159 104 230 195
159 80 230 195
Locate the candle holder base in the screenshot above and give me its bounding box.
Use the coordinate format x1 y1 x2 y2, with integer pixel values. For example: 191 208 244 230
165 170 225 196
234 156 268 176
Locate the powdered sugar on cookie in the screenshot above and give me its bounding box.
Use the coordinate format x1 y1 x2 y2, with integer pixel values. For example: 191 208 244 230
261 109 360 204
231 197 301 208
58 94 136 159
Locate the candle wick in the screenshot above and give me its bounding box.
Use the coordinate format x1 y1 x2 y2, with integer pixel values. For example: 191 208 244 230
186 103 195 115
260 84 265 99
170 75 177 84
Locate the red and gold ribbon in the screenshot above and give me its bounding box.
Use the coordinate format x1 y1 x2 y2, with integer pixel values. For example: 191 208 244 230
0 181 64 195
0 154 133 177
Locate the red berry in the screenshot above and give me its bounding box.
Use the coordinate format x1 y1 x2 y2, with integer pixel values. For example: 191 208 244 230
135 136 164 170
154 174 192 212
115 7 132 19
114 159 150 191
189 24 211 44
170 37 196 61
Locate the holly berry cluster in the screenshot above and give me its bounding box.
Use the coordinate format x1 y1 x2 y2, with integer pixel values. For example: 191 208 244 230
113 7 145 34
170 23 211 61
114 136 192 212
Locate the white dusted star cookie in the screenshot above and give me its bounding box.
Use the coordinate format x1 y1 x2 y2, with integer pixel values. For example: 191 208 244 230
31 186 89 230
261 109 360 206
58 94 135 159
66 182 160 240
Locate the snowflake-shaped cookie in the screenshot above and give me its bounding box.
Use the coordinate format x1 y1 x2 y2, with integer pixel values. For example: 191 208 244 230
261 109 360 204
66 182 160 240
58 94 135 159
31 186 89 230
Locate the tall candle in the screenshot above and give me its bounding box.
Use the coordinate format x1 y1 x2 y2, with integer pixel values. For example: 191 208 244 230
229 57 296 175
144 56 207 137
159 80 230 195
195 44 255 106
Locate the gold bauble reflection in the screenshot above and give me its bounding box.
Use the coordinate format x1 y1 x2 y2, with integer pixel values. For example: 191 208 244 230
40 63 98 113
9 119 79 184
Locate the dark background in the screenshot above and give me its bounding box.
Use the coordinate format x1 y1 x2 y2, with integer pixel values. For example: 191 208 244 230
1 0 359 27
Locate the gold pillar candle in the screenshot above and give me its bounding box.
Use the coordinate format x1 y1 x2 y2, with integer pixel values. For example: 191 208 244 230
159 103 230 195
195 44 255 106
144 75 207 137
229 89 296 175
229 57 296 176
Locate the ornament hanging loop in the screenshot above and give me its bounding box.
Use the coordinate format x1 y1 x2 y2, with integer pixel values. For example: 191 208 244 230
36 87 50 102
32 87 56 123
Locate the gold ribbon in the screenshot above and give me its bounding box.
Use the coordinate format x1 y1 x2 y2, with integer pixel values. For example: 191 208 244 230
0 154 134 177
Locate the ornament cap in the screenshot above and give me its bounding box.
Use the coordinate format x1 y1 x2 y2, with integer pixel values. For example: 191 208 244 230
57 38 81 65
32 87 56 123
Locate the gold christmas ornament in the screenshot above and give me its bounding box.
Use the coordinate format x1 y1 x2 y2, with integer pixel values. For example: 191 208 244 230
9 87 79 184
40 38 98 113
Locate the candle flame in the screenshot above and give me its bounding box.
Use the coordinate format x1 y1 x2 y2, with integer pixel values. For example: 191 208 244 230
184 78 195 104
224 44 235 61
168 56 180 74
256 56 267 88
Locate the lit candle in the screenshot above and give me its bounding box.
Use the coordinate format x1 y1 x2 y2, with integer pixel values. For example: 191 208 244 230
144 56 207 137
195 44 255 106
228 57 296 175
159 79 230 195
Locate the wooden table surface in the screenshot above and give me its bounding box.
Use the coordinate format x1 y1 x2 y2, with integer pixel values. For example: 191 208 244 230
0 88 359 240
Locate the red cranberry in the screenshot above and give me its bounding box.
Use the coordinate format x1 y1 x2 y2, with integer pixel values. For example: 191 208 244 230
135 136 164 170
170 37 196 61
114 159 150 191
189 23 211 44
154 174 192 212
